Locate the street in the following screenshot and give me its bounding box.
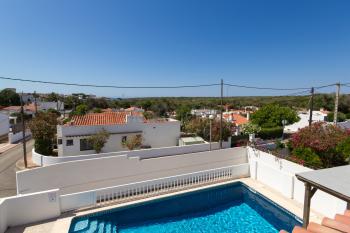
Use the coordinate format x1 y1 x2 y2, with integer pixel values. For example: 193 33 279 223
0 140 34 198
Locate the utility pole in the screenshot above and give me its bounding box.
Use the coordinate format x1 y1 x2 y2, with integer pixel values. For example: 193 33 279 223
220 79 223 149
20 93 28 168
309 87 314 127
334 83 340 125
34 91 38 114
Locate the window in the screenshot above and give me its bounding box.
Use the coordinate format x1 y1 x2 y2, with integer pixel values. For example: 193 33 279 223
66 139 73 146
80 139 93 151
121 136 127 143
57 139 62 145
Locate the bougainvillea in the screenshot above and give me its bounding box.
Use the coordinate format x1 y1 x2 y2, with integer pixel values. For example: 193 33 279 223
290 122 350 168
291 122 348 153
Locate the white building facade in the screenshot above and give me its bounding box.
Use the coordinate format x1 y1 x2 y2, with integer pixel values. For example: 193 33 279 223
284 110 327 133
57 112 180 156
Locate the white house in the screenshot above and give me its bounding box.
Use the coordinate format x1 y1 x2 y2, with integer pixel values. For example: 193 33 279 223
284 110 327 133
57 111 181 156
191 109 217 117
37 101 64 111
0 113 9 137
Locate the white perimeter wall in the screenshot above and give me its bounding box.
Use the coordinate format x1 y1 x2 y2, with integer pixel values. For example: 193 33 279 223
33 141 231 166
8 129 31 144
0 189 60 233
19 147 247 195
0 114 9 137
247 147 347 218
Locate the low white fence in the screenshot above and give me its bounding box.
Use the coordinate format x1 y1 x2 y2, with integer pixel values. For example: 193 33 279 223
60 164 249 212
32 141 231 166
1 165 248 233
247 147 348 218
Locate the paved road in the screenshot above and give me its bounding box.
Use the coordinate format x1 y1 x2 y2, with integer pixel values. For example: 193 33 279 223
0 140 34 198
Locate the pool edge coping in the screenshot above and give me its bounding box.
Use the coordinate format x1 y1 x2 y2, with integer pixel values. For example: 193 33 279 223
51 178 324 233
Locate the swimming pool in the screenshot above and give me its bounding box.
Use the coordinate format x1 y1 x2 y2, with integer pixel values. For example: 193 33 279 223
69 182 302 233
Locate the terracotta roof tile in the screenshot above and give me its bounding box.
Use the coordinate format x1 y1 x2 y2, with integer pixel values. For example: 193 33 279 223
68 112 144 126
223 113 249 125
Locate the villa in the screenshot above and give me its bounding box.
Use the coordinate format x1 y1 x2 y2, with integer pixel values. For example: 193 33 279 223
57 111 181 156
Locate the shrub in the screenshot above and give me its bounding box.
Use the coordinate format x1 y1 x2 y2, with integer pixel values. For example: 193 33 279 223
258 127 283 139
87 129 110 153
231 135 249 147
346 113 350 119
122 135 142 150
292 147 323 169
290 122 350 168
327 112 346 122
335 137 350 163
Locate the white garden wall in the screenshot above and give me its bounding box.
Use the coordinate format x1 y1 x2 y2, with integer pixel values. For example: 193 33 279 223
0 189 60 233
0 113 9 137
8 130 31 144
247 147 347 218
32 141 231 166
19 147 247 195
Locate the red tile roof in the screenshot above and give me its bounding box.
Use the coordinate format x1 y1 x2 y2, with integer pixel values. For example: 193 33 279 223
223 113 249 125
68 112 144 126
1 103 36 112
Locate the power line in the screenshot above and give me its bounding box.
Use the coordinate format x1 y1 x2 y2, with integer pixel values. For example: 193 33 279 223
0 76 220 89
224 82 310 91
0 75 342 92
285 90 311 96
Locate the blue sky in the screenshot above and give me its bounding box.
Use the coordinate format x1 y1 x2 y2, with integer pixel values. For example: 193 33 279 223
0 0 350 97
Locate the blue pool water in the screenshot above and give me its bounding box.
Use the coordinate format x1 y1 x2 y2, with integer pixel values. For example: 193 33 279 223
69 182 302 233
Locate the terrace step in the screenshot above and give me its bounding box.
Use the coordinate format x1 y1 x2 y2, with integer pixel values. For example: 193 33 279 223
345 210 350 217
335 214 350 225
307 222 342 233
321 217 350 232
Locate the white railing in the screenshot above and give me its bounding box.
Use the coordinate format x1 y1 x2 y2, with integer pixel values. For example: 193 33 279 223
60 163 249 212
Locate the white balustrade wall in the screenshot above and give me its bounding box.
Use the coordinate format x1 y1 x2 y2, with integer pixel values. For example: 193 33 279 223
247 147 347 218
60 164 249 212
32 141 231 166
19 147 247 195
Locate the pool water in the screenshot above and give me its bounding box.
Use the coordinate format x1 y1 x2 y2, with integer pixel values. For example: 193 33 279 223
69 182 302 233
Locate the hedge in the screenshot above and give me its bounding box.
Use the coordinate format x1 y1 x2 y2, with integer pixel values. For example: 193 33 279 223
258 127 283 139
231 135 249 147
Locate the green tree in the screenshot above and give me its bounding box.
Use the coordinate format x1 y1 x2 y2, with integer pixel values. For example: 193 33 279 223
143 111 155 120
71 104 89 116
46 92 59 102
241 122 261 135
28 112 58 155
251 104 299 128
0 89 20 106
87 129 110 153
47 108 61 117
184 118 232 142
93 108 102 113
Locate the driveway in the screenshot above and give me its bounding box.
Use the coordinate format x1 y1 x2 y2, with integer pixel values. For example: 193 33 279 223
0 140 34 198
